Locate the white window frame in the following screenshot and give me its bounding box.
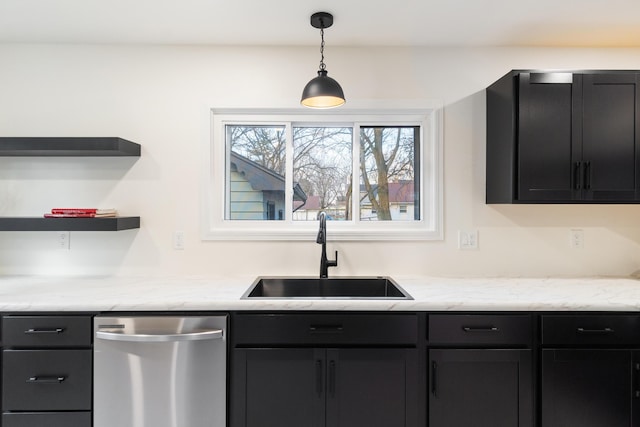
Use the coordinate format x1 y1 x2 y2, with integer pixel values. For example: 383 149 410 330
201 103 443 241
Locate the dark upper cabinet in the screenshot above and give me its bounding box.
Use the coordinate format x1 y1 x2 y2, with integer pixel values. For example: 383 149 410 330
487 70 640 203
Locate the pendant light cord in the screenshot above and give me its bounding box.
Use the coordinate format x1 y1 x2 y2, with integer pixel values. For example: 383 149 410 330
319 27 326 72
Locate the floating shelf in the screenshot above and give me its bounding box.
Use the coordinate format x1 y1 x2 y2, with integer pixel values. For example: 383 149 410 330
0 217 140 231
0 137 141 157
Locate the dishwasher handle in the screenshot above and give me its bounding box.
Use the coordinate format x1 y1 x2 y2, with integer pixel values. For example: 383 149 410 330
96 328 223 343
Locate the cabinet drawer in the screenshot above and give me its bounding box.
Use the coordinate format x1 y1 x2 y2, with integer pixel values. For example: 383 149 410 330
3 412 91 427
428 314 532 346
541 315 640 345
2 316 91 348
2 349 92 410
233 313 418 346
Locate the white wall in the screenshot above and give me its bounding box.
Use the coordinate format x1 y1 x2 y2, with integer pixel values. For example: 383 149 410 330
2 43 640 278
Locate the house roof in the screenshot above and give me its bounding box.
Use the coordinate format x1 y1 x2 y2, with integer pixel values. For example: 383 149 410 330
230 152 307 202
360 181 415 204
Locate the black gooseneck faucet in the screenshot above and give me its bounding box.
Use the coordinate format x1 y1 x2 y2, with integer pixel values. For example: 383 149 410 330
317 211 338 278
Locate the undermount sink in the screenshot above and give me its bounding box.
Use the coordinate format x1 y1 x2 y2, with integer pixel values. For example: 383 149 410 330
242 276 413 300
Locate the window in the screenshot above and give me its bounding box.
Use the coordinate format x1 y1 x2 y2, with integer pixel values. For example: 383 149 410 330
203 105 442 240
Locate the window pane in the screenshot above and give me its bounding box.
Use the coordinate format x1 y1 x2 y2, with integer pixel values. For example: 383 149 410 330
359 126 420 221
226 125 286 220
292 127 353 221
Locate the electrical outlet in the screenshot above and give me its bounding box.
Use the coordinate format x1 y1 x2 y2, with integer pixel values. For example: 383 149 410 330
458 230 479 250
57 231 70 250
173 231 185 250
570 229 584 249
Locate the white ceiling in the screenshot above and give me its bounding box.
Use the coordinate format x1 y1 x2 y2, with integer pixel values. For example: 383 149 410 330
2 0 640 47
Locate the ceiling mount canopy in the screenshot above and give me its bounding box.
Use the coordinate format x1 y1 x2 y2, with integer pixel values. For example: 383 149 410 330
300 12 346 109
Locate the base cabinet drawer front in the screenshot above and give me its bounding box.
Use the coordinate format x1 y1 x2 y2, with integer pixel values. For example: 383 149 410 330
541 315 640 345
233 313 418 346
428 314 532 346
2 316 92 348
428 349 533 427
541 349 640 427
2 412 91 427
2 349 92 411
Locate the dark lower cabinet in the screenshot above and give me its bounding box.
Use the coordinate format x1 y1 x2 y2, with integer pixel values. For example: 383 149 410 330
1 315 93 427
541 349 640 427
428 349 532 427
326 349 418 427
232 347 418 427
2 412 91 427
236 348 323 427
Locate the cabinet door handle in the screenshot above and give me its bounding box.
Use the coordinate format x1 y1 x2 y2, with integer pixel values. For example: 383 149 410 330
315 360 323 397
328 360 336 397
584 161 592 190
431 361 438 397
635 362 640 399
24 328 64 334
27 376 66 384
462 326 500 332
576 327 614 334
574 161 582 190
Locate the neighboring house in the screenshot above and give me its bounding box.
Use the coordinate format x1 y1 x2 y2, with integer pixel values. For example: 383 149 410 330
293 181 416 221
229 152 306 220
360 181 416 221
293 195 348 221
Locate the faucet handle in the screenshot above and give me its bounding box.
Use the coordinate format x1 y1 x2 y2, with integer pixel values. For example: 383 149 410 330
328 251 338 268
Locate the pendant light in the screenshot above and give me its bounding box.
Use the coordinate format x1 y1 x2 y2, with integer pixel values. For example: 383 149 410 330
301 12 346 109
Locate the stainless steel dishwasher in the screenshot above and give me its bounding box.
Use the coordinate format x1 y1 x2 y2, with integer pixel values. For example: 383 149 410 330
93 315 227 427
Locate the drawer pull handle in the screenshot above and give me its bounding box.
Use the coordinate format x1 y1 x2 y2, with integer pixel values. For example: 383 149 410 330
462 326 500 332
27 376 66 384
24 328 65 334
576 327 614 334
309 325 344 333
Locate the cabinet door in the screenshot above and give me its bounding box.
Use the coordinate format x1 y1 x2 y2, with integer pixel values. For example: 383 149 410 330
582 73 640 201
231 348 325 427
429 349 532 427
541 349 640 427
326 349 419 427
518 72 581 201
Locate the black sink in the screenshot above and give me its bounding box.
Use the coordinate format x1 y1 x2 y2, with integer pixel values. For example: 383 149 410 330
242 276 413 300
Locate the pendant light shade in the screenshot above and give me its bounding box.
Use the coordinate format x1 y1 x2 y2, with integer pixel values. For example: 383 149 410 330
301 12 345 109
301 70 345 109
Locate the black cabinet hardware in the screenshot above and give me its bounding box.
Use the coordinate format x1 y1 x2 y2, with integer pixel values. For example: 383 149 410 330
27 376 66 384
576 327 614 334
309 324 344 333
431 361 438 398
328 360 336 398
316 360 323 397
24 328 64 335
462 326 499 332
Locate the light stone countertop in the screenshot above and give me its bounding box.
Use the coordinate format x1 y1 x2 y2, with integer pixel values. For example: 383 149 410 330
1 275 640 312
